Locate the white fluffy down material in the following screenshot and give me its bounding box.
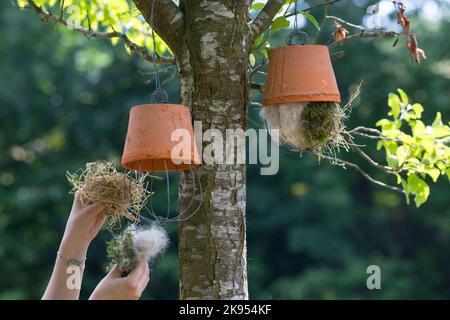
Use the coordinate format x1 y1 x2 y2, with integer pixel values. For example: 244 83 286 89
133 224 169 261
261 103 308 150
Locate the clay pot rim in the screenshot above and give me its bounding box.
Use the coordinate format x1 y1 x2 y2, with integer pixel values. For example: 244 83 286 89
123 153 201 166
130 103 189 110
269 44 329 52
263 93 341 106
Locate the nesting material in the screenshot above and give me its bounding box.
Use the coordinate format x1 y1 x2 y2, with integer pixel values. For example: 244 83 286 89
66 161 151 223
106 224 169 276
261 101 347 154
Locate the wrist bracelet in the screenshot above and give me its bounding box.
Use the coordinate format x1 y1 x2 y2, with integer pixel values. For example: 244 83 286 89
57 251 86 268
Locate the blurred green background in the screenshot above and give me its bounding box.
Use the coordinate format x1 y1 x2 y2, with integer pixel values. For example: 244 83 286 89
0 0 449 299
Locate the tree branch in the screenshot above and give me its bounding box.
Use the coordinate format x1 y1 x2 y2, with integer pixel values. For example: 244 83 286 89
25 0 174 65
320 154 405 194
285 0 343 18
351 144 396 174
132 0 184 57
329 29 399 48
326 15 366 30
249 0 284 43
349 126 404 144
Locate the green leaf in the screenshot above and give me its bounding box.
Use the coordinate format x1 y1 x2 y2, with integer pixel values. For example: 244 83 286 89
388 93 401 119
421 139 435 155
376 118 392 128
401 178 410 205
407 174 430 207
398 133 414 145
384 129 402 139
397 88 409 106
251 2 266 10
252 33 264 50
427 168 441 183
411 120 426 136
412 103 424 118
396 145 409 167
386 152 399 168
249 53 256 67
271 16 290 33
430 126 450 138
377 140 384 151
432 112 443 127
299 11 321 31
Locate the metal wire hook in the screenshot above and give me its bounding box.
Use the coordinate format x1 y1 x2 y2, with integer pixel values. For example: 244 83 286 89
286 1 310 46
286 30 309 45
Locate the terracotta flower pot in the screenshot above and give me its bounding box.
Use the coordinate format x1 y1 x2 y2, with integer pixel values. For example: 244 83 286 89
121 104 200 172
263 45 340 106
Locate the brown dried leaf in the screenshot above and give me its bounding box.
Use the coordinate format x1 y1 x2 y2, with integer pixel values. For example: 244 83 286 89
395 2 410 35
332 22 349 42
407 33 427 64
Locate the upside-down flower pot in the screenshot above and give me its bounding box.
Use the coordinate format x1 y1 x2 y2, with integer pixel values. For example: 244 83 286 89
263 45 341 105
261 45 345 153
121 104 200 172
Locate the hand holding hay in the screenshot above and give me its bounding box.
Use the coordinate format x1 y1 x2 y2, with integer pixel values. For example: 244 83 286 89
66 161 151 223
106 224 169 276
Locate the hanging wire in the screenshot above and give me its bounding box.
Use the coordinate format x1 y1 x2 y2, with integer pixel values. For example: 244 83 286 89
116 1 204 227
149 0 169 104
293 0 299 31
137 164 204 225
286 1 310 45
163 160 170 220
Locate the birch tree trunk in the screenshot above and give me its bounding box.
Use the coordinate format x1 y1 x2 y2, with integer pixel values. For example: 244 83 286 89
177 1 250 300
134 0 253 300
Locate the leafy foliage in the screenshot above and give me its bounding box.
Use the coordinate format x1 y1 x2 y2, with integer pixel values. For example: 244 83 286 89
17 0 171 56
376 89 450 207
250 1 320 67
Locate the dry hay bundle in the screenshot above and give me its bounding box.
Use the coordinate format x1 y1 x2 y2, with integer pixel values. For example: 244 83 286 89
261 101 350 155
67 161 151 223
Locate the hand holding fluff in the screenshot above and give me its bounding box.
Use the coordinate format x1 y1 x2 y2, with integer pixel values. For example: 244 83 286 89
106 224 169 276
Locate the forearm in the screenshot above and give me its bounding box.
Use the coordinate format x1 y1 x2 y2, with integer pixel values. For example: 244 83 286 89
42 234 89 300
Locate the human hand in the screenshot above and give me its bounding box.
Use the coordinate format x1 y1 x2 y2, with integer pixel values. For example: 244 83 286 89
62 191 107 248
89 259 150 300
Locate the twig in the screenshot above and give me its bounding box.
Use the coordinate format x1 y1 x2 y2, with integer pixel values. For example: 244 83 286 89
285 0 343 18
320 154 405 194
349 126 404 144
25 0 174 65
351 143 396 174
249 0 285 43
326 15 366 30
329 29 399 48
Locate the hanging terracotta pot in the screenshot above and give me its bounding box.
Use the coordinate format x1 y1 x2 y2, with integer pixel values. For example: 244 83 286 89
263 45 341 106
121 104 200 172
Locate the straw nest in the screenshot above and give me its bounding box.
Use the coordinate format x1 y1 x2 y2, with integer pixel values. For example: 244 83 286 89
66 161 151 223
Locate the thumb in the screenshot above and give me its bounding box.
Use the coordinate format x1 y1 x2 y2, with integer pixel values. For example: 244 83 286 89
107 265 123 278
127 259 148 283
